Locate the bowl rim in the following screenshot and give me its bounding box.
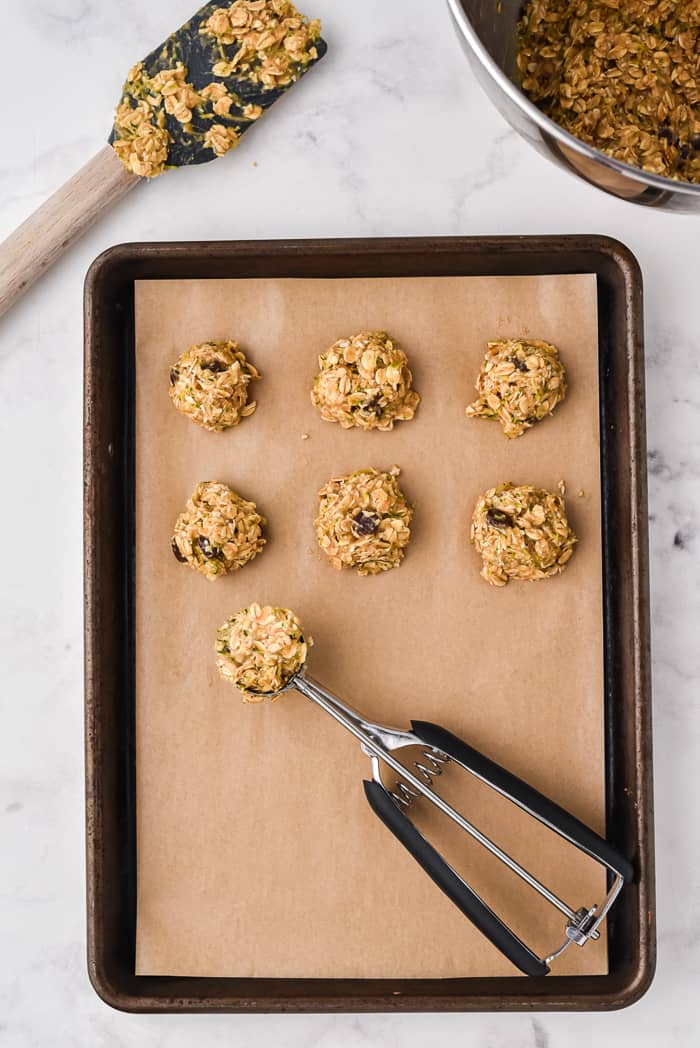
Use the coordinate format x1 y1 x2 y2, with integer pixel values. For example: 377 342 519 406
446 0 700 199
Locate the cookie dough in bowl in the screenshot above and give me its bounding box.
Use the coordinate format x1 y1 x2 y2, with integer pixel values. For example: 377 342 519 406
311 331 420 430
172 481 266 580
216 604 310 700
316 466 413 575
465 338 566 439
169 339 260 431
471 482 576 586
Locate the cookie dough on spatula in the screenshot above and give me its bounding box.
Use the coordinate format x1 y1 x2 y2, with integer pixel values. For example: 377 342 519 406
111 0 327 178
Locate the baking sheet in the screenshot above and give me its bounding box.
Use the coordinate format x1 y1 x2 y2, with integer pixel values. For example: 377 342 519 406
134 273 606 979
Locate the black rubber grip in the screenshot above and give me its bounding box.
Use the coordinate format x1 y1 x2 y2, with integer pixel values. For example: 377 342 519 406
364 779 549 977
411 720 634 884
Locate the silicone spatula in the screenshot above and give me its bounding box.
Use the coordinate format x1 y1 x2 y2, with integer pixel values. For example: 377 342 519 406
0 0 327 318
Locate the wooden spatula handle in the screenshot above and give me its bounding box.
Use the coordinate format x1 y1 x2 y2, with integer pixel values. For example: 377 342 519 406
0 146 140 319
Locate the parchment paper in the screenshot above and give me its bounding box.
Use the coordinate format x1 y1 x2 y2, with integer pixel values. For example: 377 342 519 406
134 273 607 978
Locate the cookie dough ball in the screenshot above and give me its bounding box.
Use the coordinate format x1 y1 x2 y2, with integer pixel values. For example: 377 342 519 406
311 331 420 430
172 481 266 580
465 338 566 439
216 604 309 700
471 483 576 586
169 340 260 431
316 466 413 575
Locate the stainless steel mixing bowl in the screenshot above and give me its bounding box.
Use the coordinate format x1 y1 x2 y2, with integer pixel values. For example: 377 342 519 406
447 0 700 213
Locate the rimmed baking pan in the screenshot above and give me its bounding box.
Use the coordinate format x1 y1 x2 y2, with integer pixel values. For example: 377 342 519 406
84 235 654 1012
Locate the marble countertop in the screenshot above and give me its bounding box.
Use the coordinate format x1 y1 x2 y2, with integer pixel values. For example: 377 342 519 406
1 1 698 1044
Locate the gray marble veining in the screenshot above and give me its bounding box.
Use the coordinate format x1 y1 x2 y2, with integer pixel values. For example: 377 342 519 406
1 1 699 1044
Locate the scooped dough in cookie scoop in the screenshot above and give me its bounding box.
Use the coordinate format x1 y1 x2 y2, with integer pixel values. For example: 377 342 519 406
216 604 310 699
169 339 260 431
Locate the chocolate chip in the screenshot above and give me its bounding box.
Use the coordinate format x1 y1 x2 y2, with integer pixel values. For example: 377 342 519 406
360 393 383 415
169 368 179 386
511 356 528 372
171 538 187 562
679 144 691 161
486 508 514 530
202 359 226 373
196 535 221 559
658 127 674 144
352 510 380 537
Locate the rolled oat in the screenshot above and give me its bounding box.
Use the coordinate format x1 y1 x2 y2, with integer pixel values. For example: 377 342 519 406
201 0 321 88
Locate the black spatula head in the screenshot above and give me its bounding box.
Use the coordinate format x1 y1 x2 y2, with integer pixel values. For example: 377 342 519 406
109 0 327 177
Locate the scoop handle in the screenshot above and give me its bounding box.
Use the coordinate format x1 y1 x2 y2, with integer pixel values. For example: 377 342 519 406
0 146 140 319
412 720 634 883
364 779 549 976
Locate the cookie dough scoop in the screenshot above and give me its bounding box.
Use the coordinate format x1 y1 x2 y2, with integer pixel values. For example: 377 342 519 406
0 1 327 318
216 604 633 977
